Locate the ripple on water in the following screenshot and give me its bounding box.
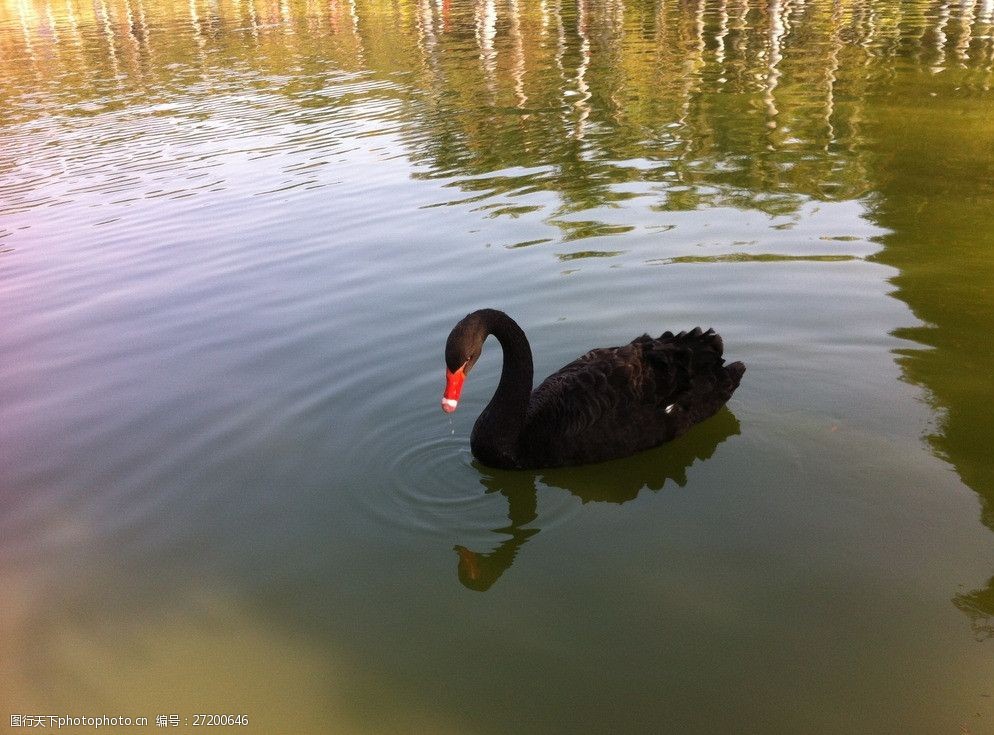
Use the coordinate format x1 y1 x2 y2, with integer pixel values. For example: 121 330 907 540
353 398 524 544
345 350 582 548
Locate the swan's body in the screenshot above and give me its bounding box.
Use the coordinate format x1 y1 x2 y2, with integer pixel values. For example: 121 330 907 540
442 309 744 469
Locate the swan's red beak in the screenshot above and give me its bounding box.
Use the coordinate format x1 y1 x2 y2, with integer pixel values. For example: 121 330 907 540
442 366 465 413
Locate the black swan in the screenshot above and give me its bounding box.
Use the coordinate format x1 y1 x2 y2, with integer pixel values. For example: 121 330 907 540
441 308 745 469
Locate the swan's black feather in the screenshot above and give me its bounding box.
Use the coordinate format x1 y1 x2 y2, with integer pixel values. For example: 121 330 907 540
519 327 743 468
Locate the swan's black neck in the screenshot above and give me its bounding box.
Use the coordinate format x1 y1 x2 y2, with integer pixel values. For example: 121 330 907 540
470 310 533 468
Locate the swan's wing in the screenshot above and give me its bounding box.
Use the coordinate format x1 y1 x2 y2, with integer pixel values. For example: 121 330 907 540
521 330 732 466
524 342 655 441
638 328 732 419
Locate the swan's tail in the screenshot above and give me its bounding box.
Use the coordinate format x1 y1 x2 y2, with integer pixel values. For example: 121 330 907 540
656 326 724 353
724 361 746 392
644 327 743 387
672 328 745 396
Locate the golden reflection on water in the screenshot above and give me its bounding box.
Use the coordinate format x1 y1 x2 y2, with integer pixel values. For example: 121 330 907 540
5 0 990 239
869 91 994 639
0 539 471 733
0 518 320 721
4 0 991 168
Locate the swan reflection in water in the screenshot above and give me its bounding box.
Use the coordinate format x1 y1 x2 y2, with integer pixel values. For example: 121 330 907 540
454 408 741 591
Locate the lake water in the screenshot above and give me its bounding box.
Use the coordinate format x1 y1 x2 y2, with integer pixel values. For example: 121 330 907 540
2 0 994 732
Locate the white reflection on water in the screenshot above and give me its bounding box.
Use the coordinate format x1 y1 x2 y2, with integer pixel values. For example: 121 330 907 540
476 0 497 95
764 0 785 130
572 0 590 140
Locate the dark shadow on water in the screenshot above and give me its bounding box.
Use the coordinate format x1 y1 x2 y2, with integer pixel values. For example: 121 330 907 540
454 409 740 591
866 101 994 638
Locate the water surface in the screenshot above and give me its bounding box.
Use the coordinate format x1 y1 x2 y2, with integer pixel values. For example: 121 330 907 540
2 0 994 732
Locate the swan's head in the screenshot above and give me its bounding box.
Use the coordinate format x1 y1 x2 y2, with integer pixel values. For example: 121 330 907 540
442 312 487 413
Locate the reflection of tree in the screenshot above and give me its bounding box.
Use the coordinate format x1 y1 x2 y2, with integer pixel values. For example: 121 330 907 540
3 0 897 229
866 95 994 635
4 0 976 215
404 0 896 234
455 409 740 591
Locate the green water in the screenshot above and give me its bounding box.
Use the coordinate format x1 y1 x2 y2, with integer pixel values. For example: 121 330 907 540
2 0 994 732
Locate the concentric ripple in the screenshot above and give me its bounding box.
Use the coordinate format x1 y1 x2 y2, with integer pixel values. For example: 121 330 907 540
353 402 549 548
339 350 582 549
